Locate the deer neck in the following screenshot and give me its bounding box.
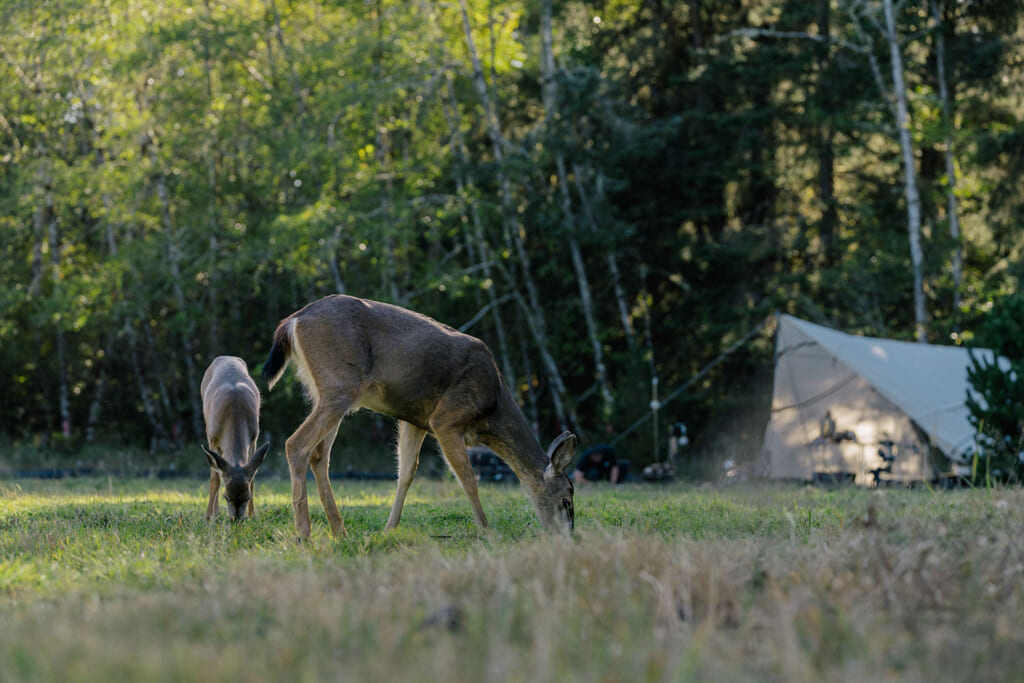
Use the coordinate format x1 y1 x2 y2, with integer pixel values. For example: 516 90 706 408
479 389 548 484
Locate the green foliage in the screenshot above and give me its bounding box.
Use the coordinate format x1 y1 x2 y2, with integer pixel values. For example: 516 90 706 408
1 0 1023 474
966 294 1024 481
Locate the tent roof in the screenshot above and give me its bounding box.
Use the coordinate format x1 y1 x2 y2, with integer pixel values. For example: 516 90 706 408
779 315 996 460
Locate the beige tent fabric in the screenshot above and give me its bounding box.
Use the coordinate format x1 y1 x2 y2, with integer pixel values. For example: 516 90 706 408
762 315 993 485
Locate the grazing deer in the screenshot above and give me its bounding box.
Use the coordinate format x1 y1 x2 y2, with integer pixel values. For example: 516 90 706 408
201 355 270 521
262 295 577 539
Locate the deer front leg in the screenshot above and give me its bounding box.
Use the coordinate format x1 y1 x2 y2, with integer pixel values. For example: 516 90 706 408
433 427 488 529
285 444 312 540
310 423 346 538
206 469 220 521
386 421 427 531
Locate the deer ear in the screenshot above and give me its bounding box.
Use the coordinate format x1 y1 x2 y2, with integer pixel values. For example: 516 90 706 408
544 431 577 480
202 444 229 473
246 442 271 476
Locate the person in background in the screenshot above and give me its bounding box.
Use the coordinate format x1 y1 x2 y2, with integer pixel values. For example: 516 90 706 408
574 443 628 484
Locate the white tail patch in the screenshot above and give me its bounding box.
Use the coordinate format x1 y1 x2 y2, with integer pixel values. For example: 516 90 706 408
288 320 320 406
266 318 295 391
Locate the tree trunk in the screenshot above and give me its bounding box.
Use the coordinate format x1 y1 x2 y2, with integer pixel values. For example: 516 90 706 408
85 332 113 444
572 164 636 351
457 0 578 434
149 143 203 442
28 198 44 299
932 0 962 330
266 0 308 113
882 0 927 342
640 264 660 463
372 0 401 304
439 70 515 385
539 0 614 419
328 222 347 294
202 0 221 356
87 197 119 444
816 0 838 267
126 321 171 450
142 321 179 442
376 135 401 304
44 185 71 438
517 308 541 432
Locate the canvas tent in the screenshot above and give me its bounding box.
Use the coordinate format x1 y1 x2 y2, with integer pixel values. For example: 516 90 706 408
762 315 996 485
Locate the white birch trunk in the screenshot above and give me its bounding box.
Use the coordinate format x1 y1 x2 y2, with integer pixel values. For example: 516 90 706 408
540 0 614 418
440 72 515 385
573 163 636 350
456 0 579 433
883 0 927 342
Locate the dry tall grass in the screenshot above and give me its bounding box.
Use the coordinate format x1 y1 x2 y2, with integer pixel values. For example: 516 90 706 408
0 478 1021 682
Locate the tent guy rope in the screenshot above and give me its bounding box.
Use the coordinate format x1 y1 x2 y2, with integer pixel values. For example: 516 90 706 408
611 314 775 448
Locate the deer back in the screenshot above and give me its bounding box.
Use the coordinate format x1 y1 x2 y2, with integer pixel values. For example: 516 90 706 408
282 296 504 432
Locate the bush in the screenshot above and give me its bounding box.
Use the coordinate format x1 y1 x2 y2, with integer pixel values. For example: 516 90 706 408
966 293 1024 482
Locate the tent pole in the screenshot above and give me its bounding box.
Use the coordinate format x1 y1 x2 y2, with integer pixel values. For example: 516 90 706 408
651 377 660 463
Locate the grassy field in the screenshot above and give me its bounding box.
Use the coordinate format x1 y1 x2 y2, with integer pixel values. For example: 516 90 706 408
0 475 1022 682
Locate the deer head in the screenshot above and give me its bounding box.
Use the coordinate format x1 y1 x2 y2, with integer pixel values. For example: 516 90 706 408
532 431 577 531
202 443 270 521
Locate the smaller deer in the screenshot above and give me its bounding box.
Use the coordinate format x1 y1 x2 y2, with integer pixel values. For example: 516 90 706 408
201 355 270 521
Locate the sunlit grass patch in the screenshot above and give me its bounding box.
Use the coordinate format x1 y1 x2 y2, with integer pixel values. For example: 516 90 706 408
1 477 1024 680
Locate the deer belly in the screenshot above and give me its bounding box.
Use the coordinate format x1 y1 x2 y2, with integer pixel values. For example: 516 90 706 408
358 384 435 430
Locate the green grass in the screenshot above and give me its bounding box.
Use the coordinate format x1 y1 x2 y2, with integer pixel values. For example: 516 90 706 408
1 476 1023 681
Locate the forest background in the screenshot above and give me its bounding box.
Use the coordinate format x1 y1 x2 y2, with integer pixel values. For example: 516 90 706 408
2 0 1022 477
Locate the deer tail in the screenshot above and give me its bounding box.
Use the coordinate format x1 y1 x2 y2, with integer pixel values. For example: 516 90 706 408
262 318 294 391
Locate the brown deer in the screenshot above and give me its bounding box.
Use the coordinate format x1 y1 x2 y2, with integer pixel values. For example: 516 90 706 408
201 355 270 521
261 295 576 539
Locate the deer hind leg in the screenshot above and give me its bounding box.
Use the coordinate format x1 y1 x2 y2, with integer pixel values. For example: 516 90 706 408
285 403 351 540
206 469 220 520
309 422 346 538
432 426 488 529
385 420 428 531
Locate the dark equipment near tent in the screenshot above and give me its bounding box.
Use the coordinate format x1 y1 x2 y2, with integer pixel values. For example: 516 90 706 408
468 446 517 483
642 422 686 482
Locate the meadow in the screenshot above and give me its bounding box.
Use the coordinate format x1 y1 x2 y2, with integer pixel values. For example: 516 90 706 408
0 475 1022 682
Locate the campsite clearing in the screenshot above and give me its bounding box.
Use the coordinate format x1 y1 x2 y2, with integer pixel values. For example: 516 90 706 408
0 476 1021 682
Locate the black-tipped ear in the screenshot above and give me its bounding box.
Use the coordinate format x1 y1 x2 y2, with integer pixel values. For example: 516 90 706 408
246 442 270 476
202 444 229 473
544 431 577 479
